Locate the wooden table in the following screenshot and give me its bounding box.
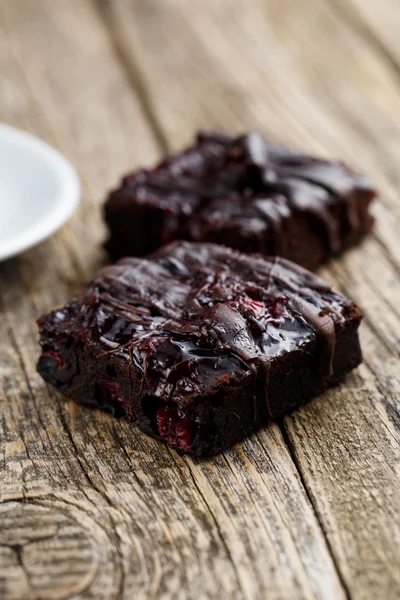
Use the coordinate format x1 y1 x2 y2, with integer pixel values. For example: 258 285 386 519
1 1 399 598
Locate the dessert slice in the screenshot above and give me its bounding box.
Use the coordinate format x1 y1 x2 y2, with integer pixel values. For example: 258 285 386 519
37 242 363 456
104 131 375 270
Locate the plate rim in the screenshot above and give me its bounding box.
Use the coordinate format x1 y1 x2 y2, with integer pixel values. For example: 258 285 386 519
0 123 80 261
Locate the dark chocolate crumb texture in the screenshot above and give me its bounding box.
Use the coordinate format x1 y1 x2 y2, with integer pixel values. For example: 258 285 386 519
37 242 363 456
104 131 376 269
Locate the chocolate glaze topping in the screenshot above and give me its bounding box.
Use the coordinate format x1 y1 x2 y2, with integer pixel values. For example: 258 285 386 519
39 243 359 417
105 131 376 263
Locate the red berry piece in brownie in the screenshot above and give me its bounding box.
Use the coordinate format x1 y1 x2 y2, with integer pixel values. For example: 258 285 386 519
37 242 363 455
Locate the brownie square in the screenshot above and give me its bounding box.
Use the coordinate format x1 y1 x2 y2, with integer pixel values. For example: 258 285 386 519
37 242 363 456
104 131 375 270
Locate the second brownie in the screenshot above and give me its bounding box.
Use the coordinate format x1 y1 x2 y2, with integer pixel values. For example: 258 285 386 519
104 131 375 269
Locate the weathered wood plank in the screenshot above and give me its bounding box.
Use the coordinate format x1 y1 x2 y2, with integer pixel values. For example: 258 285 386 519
0 0 351 599
100 0 400 598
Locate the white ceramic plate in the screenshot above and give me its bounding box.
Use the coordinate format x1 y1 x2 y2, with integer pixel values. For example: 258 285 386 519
0 124 80 261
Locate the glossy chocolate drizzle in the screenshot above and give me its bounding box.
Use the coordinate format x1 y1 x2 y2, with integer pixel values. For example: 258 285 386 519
111 130 375 259
59 243 354 418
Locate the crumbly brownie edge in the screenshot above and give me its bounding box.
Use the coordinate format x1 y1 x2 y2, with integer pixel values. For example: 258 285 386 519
103 131 376 269
37 309 362 456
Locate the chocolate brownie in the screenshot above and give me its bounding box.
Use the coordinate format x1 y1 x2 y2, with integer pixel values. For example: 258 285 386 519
37 242 362 455
104 131 375 270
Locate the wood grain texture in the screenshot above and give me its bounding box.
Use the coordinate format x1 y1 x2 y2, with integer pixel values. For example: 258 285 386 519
329 0 400 68
0 1 375 599
97 0 400 598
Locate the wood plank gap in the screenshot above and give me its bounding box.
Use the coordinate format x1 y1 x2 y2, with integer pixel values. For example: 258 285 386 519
50 403 128 598
371 233 400 281
180 453 247 599
362 363 400 445
278 420 352 600
93 0 170 153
